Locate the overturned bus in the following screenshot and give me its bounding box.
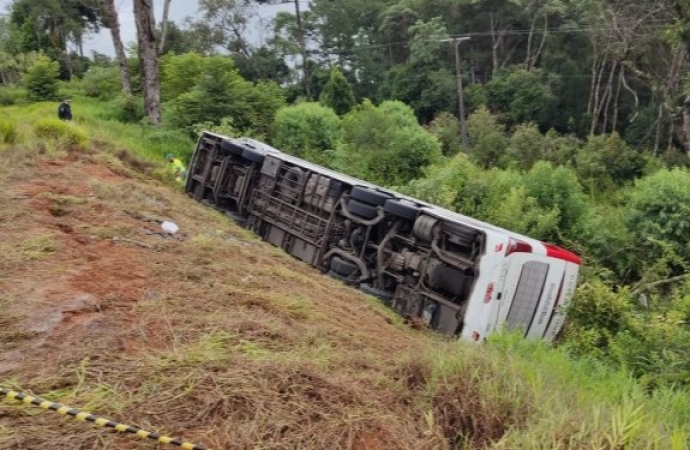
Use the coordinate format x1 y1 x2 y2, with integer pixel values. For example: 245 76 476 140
185 132 582 342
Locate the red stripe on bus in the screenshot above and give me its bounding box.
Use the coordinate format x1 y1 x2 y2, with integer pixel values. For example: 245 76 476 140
545 244 582 265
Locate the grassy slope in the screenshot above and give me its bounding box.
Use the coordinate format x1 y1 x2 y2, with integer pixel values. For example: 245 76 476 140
0 99 688 450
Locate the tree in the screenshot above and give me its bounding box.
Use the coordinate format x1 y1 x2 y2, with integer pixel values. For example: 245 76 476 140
334 100 443 186
133 0 162 126
428 112 463 156
82 66 120 99
467 106 508 168
626 168 690 267
23 55 59 101
158 0 173 55
101 0 132 94
319 66 355 115
169 57 285 137
9 0 100 79
576 133 646 189
483 66 558 129
272 102 341 160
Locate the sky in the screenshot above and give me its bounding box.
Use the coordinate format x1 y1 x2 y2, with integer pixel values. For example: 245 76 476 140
0 0 293 56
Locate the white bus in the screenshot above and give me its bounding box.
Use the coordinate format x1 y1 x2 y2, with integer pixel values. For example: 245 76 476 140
186 133 581 342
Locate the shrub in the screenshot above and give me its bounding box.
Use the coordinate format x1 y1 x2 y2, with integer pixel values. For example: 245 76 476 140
272 102 341 158
169 58 285 136
82 66 121 99
467 106 508 168
319 66 356 116
33 118 87 148
576 133 646 188
625 168 690 266
110 95 145 124
0 120 18 144
428 112 463 156
0 88 24 106
334 100 442 186
160 53 208 101
23 56 60 102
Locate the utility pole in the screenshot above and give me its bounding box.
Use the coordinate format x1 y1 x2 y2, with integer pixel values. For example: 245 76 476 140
441 36 471 150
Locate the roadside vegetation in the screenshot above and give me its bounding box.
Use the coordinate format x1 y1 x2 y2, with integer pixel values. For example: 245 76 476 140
2 0 690 446
0 113 689 448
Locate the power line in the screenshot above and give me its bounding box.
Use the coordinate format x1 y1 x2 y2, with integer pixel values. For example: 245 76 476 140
314 20 676 54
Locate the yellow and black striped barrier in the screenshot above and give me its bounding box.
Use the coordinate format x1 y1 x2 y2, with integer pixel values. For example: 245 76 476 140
0 387 211 450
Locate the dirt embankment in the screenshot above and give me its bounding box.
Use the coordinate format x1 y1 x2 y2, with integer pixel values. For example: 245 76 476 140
0 148 427 450
0 147 525 450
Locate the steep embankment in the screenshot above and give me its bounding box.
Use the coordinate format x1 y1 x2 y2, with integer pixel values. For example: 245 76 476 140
0 145 430 449
0 133 688 450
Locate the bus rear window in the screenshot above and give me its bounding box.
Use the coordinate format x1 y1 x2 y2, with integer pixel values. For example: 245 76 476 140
506 261 549 335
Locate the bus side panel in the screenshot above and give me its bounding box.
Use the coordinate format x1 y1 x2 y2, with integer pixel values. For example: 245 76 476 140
458 234 510 342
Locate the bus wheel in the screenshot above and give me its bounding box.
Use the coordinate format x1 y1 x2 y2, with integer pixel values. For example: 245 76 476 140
384 199 419 221
350 186 391 206
330 256 358 277
360 283 393 302
347 199 378 220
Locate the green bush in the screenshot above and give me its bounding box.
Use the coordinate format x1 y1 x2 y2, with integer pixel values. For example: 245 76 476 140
428 112 463 156
467 106 508 168
110 95 145 124
334 100 442 186
625 168 690 266
576 133 646 189
33 118 87 148
0 88 24 106
82 66 121 99
0 120 18 144
169 58 285 136
319 66 356 115
160 53 208 101
484 66 558 129
272 102 341 158
23 56 60 102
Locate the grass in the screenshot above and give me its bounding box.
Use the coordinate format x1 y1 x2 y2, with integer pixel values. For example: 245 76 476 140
0 95 689 449
0 94 194 164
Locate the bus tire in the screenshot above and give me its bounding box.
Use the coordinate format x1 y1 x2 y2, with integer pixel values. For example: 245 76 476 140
242 147 265 164
347 199 378 220
350 186 391 206
384 199 419 221
360 283 393 302
330 256 358 277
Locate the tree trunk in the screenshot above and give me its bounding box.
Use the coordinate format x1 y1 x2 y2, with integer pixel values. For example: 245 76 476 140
294 0 312 100
133 0 162 126
103 0 132 95
525 15 537 69
612 66 623 133
158 0 172 55
654 103 664 155
490 15 501 77
589 56 607 135
601 61 617 133
531 14 548 70
682 95 690 157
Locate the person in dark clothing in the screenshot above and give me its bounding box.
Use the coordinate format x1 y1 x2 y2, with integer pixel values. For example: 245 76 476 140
58 98 72 121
